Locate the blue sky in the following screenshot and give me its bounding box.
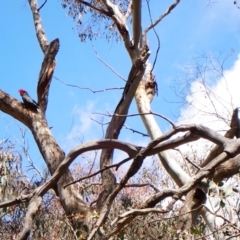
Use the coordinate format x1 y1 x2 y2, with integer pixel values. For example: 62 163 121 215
1 1 240 171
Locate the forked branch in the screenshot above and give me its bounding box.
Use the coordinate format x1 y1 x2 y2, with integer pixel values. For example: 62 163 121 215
143 0 180 43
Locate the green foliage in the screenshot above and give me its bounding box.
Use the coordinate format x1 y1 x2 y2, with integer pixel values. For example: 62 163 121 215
61 0 130 42
0 139 76 239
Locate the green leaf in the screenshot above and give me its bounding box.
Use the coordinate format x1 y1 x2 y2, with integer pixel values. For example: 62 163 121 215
35 218 40 229
82 224 88 233
190 227 203 235
118 231 125 240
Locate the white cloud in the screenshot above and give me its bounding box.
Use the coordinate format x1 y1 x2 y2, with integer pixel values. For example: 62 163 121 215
176 53 240 158
178 53 240 130
65 100 99 148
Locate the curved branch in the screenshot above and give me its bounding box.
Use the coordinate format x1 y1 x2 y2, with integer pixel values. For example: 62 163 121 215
32 139 140 197
38 0 47 11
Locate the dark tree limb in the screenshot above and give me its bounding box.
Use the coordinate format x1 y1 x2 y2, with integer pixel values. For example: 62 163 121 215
37 38 60 113
38 0 47 11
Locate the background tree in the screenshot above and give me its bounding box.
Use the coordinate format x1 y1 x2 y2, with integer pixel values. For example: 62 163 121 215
1 0 240 239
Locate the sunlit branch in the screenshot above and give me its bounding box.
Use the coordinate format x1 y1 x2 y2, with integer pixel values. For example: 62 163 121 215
88 122 239 238
101 0 134 58
124 0 132 20
112 204 204 227
28 0 48 53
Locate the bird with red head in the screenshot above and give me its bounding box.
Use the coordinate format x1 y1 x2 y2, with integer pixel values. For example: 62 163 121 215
18 89 39 110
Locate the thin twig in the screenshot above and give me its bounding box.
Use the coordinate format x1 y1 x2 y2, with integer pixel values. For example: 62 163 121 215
124 183 159 192
90 118 109 126
146 0 160 74
124 124 149 137
63 157 132 188
93 111 175 127
143 0 180 42
37 0 47 11
92 46 126 82
185 156 201 170
54 76 124 93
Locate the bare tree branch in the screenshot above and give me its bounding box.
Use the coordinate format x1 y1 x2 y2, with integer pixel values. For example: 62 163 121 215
97 46 149 212
109 152 230 237
28 0 48 52
37 38 59 113
132 0 142 47
143 0 180 43
54 76 124 93
124 0 132 20
93 111 175 127
101 0 134 59
38 0 47 11
88 121 240 238
63 156 133 188
123 124 148 137
146 0 160 74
